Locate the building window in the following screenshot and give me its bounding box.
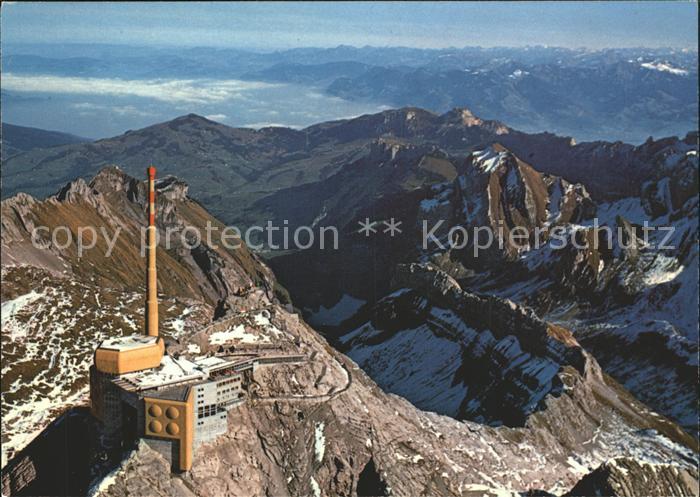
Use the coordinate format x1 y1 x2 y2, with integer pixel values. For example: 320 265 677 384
198 404 218 418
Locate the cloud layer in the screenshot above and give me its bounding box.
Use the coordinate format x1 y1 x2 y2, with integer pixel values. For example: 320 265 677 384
2 74 277 104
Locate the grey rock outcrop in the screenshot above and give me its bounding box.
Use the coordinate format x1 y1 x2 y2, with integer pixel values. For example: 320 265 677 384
566 458 699 497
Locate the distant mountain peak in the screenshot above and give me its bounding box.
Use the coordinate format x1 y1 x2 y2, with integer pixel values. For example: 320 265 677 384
176 113 210 122
92 164 125 179
87 165 139 196
440 108 510 134
446 106 481 123
458 108 481 125
165 113 220 129
373 107 437 125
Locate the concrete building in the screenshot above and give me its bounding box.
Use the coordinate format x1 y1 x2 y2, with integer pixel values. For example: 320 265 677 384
90 352 253 471
89 167 254 472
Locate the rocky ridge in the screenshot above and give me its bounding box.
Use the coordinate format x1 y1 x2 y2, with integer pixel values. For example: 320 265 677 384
565 458 699 497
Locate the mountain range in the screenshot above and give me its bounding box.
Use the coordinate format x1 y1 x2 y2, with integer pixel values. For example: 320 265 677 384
3 44 698 142
241 53 697 143
2 107 692 218
1 122 88 158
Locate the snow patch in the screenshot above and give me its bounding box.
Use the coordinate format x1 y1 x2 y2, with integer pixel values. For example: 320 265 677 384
209 324 269 345
346 319 468 417
508 69 529 79
1 290 44 339
310 476 321 497
314 422 326 463
640 61 688 75
643 259 684 286
472 147 508 173
460 483 517 497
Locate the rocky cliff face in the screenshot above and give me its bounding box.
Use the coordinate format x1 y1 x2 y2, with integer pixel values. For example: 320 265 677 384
271 140 598 322
486 139 699 433
420 143 596 261
300 135 698 436
341 263 585 425
566 458 699 497
1 165 273 302
340 264 694 444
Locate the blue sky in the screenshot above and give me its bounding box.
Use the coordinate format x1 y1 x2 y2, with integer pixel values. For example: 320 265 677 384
1 1 698 50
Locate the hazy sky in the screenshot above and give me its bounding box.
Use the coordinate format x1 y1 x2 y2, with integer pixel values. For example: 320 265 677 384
1 1 698 50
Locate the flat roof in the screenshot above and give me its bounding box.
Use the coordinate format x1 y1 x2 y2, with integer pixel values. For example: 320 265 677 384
98 334 159 352
119 355 207 390
146 385 191 402
192 356 241 373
